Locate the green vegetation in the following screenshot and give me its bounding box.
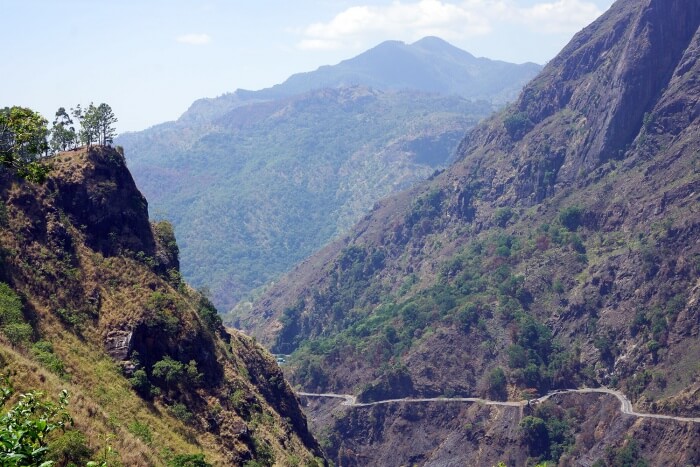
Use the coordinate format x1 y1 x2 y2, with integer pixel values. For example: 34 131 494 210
593 438 649 467
1 104 119 183
0 143 325 465
0 106 51 182
0 380 72 466
504 111 533 139
288 226 590 395
120 89 493 311
520 402 575 463
0 282 32 347
168 453 212 467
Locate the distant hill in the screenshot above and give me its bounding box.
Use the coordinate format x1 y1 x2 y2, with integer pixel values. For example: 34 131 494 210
242 0 700 465
181 37 540 124
233 36 541 103
118 37 540 311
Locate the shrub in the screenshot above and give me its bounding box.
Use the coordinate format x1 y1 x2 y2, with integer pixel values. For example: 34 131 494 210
152 356 184 384
559 206 583 231
168 453 212 467
520 416 549 457
494 207 513 227
0 382 72 466
0 282 32 346
196 294 222 333
47 429 93 466
488 367 508 400
128 420 153 445
129 369 153 396
31 340 66 376
169 403 193 423
504 112 533 139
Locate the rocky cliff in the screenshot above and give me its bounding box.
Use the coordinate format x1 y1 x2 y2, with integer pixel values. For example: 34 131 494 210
0 146 324 465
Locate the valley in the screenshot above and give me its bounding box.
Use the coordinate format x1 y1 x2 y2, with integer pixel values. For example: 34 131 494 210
117 38 541 312
238 0 700 464
4 0 700 465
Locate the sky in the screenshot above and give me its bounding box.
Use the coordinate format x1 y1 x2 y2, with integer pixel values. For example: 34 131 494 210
2 0 614 133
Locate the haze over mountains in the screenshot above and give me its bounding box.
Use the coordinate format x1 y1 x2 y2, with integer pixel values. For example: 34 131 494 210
117 37 541 311
241 0 700 464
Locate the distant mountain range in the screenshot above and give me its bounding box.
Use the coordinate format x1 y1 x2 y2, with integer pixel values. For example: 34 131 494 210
117 37 541 311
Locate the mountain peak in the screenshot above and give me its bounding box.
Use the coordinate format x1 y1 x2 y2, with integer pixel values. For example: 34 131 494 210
227 37 540 105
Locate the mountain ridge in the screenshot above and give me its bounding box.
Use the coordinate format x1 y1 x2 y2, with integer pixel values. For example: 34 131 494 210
175 36 541 126
241 0 700 464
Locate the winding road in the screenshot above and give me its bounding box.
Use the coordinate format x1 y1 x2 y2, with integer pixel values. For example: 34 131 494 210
297 388 700 424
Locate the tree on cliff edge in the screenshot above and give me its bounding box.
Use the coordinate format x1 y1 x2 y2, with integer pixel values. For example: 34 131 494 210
0 106 51 182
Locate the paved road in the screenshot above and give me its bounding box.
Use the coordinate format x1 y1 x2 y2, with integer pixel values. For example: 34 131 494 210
297 388 700 423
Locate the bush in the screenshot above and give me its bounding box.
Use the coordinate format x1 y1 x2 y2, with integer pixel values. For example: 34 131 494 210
31 340 66 376
128 420 153 445
0 382 72 466
488 367 508 400
504 112 533 139
47 429 93 465
168 453 212 467
129 368 152 396
196 294 222 333
520 416 549 457
169 403 193 423
0 282 32 346
494 207 513 227
152 356 185 384
559 206 583 231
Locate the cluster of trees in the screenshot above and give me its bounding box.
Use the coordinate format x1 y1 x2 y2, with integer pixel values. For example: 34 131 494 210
50 103 117 151
0 104 117 182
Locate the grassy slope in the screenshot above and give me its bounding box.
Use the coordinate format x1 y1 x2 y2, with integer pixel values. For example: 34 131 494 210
0 147 324 466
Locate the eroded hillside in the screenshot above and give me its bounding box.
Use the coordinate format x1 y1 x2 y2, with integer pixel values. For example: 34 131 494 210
243 0 700 464
0 146 324 466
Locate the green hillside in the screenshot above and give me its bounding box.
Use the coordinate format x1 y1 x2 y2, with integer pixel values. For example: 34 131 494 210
119 87 492 311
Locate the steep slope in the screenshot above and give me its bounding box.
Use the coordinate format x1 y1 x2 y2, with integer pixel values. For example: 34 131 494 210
0 146 324 466
244 0 700 464
119 87 492 312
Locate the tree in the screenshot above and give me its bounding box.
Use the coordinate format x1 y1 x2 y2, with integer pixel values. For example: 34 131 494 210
96 103 117 146
520 415 550 458
152 356 185 384
76 103 99 147
0 106 51 182
49 107 77 152
488 366 508 400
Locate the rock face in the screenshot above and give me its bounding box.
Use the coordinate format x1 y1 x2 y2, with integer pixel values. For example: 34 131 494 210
241 0 700 464
104 329 133 361
49 147 156 257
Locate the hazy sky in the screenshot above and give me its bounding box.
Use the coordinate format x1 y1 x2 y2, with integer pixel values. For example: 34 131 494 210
2 0 614 133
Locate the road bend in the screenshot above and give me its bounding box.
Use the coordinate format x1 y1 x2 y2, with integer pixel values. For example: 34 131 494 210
297 388 700 424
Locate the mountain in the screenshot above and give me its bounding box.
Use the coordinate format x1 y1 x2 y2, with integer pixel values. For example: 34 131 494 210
0 146 324 465
117 38 540 312
232 36 541 104
178 37 541 125
242 0 700 464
